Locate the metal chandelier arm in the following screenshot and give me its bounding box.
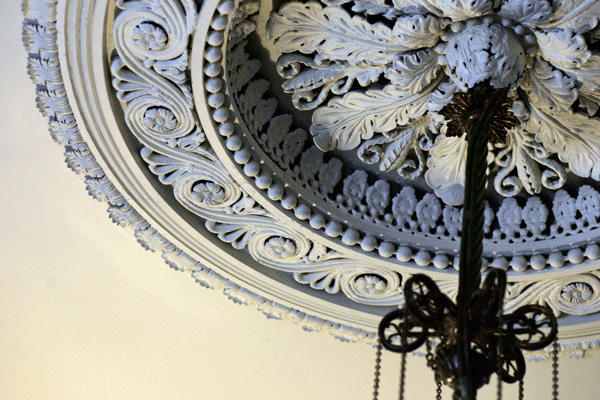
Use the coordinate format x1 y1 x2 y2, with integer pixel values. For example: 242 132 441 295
376 85 558 400
455 87 510 400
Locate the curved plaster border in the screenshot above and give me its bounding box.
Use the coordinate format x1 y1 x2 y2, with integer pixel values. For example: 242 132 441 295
108 0 600 321
20 0 600 357
22 0 380 344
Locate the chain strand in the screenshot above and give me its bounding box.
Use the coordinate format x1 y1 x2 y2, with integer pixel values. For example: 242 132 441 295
436 379 442 400
496 374 502 400
552 340 559 400
426 340 434 367
496 291 503 400
399 349 406 400
373 339 382 400
518 379 524 400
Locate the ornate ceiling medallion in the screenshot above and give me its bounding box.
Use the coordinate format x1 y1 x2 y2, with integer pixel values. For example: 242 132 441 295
267 0 600 205
22 0 600 353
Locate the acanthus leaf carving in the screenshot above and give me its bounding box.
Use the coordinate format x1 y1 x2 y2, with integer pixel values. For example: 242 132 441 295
391 0 492 21
537 0 600 33
524 59 578 113
229 40 262 93
346 0 401 19
389 14 446 50
385 49 443 94
534 29 591 71
528 105 600 180
493 128 567 197
381 117 430 178
237 79 278 132
277 54 386 110
497 0 553 26
267 3 412 65
561 53 600 88
425 134 468 206
310 77 441 151
578 91 600 115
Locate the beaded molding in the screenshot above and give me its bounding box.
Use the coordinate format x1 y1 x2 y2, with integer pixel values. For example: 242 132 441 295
22 0 600 353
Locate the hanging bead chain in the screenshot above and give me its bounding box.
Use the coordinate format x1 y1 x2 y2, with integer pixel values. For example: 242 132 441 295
425 340 434 368
496 374 502 400
496 296 504 400
399 348 406 400
398 321 408 400
425 341 442 400
518 379 524 400
552 340 560 400
373 339 383 400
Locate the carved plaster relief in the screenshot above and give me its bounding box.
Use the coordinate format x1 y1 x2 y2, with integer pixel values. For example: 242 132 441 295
267 0 600 205
22 0 600 353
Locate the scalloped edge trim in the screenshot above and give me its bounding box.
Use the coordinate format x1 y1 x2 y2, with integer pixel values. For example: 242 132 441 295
21 0 600 356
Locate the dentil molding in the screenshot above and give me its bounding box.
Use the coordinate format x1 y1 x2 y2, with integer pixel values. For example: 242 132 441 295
22 0 600 356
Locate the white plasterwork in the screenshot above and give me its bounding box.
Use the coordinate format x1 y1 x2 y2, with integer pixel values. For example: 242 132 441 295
267 0 600 206
21 0 600 354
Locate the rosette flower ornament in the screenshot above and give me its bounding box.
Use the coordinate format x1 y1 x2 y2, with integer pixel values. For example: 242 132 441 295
267 0 600 205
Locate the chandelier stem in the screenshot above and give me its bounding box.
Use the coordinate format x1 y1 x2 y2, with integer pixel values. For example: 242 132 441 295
455 87 509 400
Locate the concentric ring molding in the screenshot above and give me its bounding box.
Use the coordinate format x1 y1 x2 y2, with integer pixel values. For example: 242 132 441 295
25 0 383 342
21 0 600 356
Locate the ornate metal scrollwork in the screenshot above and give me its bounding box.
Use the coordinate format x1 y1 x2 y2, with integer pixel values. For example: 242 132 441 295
379 270 558 391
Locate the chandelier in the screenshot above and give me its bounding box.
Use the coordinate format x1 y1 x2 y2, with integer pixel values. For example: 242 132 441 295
375 87 559 400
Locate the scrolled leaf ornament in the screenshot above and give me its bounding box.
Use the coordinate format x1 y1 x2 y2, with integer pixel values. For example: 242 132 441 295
268 0 600 205
24 0 600 350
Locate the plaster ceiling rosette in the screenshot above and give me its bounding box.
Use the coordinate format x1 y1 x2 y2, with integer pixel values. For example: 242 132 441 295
22 0 600 354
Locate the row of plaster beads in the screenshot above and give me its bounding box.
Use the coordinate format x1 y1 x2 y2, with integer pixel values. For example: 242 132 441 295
205 0 599 273
486 244 600 272
297 198 433 265
231 147 600 271
205 1 278 195
230 130 600 272
202 1 448 270
199 0 432 266
205 0 234 139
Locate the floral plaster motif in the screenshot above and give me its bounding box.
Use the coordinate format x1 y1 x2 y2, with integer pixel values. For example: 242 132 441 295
562 283 594 304
265 237 297 259
143 108 178 133
192 182 226 205
268 0 600 205
132 23 168 50
23 0 600 350
355 275 387 295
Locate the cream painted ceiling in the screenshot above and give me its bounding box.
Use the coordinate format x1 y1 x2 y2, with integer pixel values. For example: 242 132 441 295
3 0 600 399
